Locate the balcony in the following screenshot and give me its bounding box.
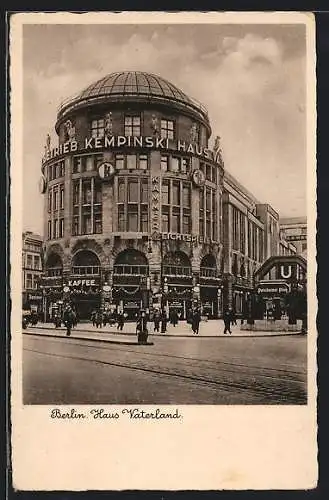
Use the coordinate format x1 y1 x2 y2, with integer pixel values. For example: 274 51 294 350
200 267 218 279
113 265 148 276
71 266 100 276
162 266 192 277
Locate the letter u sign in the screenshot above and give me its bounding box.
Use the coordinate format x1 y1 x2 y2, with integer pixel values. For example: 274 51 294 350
280 265 292 279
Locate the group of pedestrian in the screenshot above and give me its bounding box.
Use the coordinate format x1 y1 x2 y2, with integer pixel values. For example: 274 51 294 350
91 309 127 331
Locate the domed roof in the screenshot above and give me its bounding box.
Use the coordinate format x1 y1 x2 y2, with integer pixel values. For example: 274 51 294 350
57 71 209 122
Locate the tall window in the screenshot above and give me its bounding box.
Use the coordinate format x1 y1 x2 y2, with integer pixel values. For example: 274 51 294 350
60 185 64 209
161 119 174 139
125 115 141 136
127 154 137 170
48 191 52 212
72 178 102 235
199 186 218 240
161 180 191 235
239 212 245 254
170 156 190 174
117 177 149 232
53 189 58 211
116 154 124 170
59 218 64 238
91 118 105 138
232 207 239 250
48 221 52 240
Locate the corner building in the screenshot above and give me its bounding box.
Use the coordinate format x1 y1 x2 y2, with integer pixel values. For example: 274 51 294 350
41 71 225 320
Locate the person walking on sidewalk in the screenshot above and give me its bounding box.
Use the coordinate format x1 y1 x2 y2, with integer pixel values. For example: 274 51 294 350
117 310 125 331
191 307 201 334
63 305 74 337
223 308 232 334
161 309 167 333
153 309 161 333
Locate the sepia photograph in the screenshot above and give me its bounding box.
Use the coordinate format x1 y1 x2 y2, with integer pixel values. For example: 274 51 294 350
10 11 317 490
21 19 309 406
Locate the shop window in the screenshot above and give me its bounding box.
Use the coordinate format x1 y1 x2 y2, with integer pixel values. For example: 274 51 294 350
115 154 125 170
127 154 137 170
91 118 105 138
125 115 141 137
161 156 168 172
161 119 174 140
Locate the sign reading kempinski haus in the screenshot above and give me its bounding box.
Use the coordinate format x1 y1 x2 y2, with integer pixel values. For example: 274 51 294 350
42 135 217 163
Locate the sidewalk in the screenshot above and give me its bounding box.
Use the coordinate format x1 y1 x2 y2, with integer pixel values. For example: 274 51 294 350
25 319 304 341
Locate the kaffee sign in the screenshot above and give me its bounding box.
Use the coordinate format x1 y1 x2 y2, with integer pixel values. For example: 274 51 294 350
42 135 217 164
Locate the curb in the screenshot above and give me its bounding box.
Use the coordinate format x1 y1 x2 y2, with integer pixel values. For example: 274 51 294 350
26 326 303 339
23 330 154 346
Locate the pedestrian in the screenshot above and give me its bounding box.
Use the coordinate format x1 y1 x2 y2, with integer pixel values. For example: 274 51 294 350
63 305 74 337
191 307 201 334
95 310 103 328
91 310 96 326
117 310 125 331
170 308 179 327
136 310 148 344
160 309 167 333
223 308 232 334
153 309 161 332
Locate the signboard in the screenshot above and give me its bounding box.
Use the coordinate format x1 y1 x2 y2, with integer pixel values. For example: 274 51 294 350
155 232 216 244
42 135 215 164
68 279 99 287
257 282 290 294
98 162 116 181
285 234 307 242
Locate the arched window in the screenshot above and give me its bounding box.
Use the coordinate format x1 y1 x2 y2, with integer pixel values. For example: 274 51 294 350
162 251 191 277
113 249 148 275
200 254 217 278
46 253 63 277
72 250 100 275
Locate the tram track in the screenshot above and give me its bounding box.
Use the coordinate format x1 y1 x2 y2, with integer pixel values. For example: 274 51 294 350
23 335 307 404
24 331 306 380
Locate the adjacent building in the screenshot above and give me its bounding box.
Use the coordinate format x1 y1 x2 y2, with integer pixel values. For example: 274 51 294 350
280 217 307 258
22 231 43 312
38 70 300 320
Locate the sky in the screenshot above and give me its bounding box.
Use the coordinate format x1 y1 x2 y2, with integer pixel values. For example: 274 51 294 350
22 22 307 235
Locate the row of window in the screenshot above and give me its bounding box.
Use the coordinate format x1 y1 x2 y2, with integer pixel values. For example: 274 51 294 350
199 187 219 241
72 178 103 236
23 242 42 253
91 116 177 140
48 185 65 212
48 219 65 240
47 161 65 181
23 254 41 270
231 206 264 262
24 272 39 290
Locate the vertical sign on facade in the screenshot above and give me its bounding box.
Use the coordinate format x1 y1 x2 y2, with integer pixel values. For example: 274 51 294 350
151 176 160 233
